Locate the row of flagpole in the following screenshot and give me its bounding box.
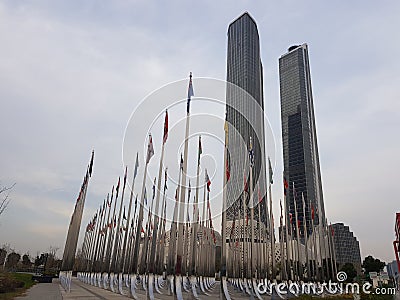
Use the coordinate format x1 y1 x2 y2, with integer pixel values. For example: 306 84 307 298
75 73 339 300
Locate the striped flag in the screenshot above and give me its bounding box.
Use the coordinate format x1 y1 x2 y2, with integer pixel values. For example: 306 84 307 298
205 170 211 192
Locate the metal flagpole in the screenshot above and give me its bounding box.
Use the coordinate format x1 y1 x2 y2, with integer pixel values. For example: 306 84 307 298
302 193 310 280
293 182 302 280
220 119 230 300
131 134 154 274
148 111 168 277
175 73 194 284
269 182 275 279
101 190 113 272
249 137 255 282
112 168 128 273
121 153 139 273
105 177 121 273
189 136 202 278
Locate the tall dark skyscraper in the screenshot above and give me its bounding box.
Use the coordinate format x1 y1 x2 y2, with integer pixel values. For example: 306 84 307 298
279 44 326 237
225 12 268 223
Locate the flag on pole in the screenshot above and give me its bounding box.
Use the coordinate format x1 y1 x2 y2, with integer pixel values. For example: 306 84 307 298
134 152 139 179
88 150 94 177
123 206 127 220
268 156 273 185
311 204 315 220
146 134 154 164
198 135 202 165
116 177 121 199
205 169 211 192
249 137 254 167
144 187 147 206
244 174 248 193
164 168 168 190
163 110 169 144
152 177 156 200
180 153 184 170
283 176 289 196
225 153 230 182
258 185 262 203
123 166 128 185
187 72 194 114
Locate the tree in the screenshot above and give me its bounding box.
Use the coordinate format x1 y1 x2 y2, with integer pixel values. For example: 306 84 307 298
362 255 385 274
341 263 357 282
22 254 32 266
5 252 20 270
0 248 7 267
0 183 16 217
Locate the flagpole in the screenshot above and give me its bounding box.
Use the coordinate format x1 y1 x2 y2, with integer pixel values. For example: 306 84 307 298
292 182 303 280
220 120 230 299
189 136 201 278
111 168 128 273
131 134 154 275
121 153 139 273
148 111 168 277
302 193 310 280
249 137 255 283
175 73 194 285
101 189 113 272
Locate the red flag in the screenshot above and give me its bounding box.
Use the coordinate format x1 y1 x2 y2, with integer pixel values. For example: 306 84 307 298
163 110 168 144
205 170 211 192
258 186 262 203
311 204 315 220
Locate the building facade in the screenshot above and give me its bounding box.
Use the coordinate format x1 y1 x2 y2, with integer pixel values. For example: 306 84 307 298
279 44 326 238
225 12 268 226
331 222 362 274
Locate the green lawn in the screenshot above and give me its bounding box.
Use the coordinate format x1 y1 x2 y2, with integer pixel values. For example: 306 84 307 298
0 272 36 300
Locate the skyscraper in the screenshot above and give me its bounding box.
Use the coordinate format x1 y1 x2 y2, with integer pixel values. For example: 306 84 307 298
279 44 326 237
225 12 268 224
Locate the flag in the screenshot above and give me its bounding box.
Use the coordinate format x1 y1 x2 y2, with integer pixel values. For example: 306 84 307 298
268 157 273 185
152 177 156 200
146 134 154 164
258 186 262 203
123 206 127 220
180 153 183 170
187 72 194 114
187 180 191 202
116 177 121 199
198 135 202 165
133 152 139 179
289 212 293 223
123 166 128 185
108 191 112 207
205 170 211 192
249 137 254 167
283 176 289 196
330 224 334 236
144 187 147 206
88 150 94 177
225 153 230 181
163 110 168 144
311 204 315 220
164 168 168 190
141 227 145 233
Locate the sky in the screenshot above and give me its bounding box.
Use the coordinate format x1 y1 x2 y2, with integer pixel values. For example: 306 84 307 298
0 1 399 263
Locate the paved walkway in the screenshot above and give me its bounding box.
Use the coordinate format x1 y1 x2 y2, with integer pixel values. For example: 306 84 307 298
14 276 253 299
14 281 62 300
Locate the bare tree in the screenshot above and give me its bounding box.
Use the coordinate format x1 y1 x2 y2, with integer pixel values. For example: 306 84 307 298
0 183 16 216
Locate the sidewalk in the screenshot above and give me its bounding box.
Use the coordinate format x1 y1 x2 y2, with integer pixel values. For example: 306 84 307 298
14 281 62 300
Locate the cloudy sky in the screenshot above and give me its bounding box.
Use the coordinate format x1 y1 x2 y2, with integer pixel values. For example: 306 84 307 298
0 1 399 263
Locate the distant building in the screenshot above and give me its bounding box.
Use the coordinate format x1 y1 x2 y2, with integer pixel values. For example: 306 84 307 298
331 222 362 274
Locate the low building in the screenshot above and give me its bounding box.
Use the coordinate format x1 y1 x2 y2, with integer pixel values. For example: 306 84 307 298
331 222 362 274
